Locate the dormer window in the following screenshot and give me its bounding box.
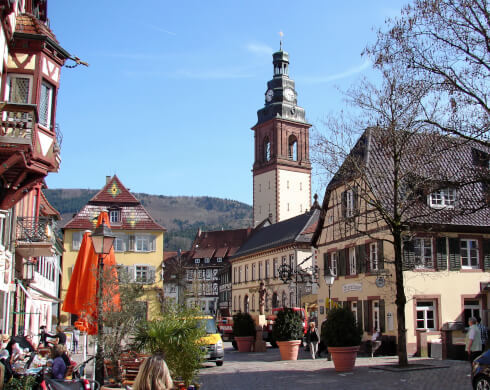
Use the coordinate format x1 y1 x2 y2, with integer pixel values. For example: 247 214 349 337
217 257 223 263
204 258 210 263
428 188 456 208
109 209 121 224
195 258 201 264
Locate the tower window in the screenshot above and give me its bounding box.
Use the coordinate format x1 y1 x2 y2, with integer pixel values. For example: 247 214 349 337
39 81 54 128
264 137 271 162
288 136 298 161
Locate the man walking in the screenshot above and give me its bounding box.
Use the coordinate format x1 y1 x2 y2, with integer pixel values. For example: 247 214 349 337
466 317 483 364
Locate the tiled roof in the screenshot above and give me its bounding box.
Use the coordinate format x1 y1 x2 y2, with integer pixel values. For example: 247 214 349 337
162 251 189 283
232 209 320 259
193 248 215 259
63 176 165 231
15 14 58 43
214 247 229 258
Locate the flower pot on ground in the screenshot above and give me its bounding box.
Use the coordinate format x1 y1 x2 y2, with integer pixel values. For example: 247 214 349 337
321 306 363 372
232 312 256 352
272 308 304 360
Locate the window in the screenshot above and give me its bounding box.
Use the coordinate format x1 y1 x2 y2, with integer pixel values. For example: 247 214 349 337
204 258 210 263
461 239 479 269
370 242 378 271
39 81 53 128
233 267 237 283
349 247 356 275
135 265 150 283
187 270 194 281
234 296 237 312
264 137 271 162
373 300 380 332
289 254 295 271
288 136 298 161
8 76 30 103
245 265 248 282
113 234 127 252
252 263 256 280
195 258 201 264
351 301 358 324
331 252 338 276
259 261 263 279
428 188 457 208
414 238 433 269
265 260 270 278
239 266 242 283
252 294 255 311
72 231 83 251
109 209 121 224
217 257 222 263
464 300 481 327
132 235 155 252
282 291 287 307
205 269 211 280
416 301 436 330
342 188 357 218
290 292 295 308
273 259 278 278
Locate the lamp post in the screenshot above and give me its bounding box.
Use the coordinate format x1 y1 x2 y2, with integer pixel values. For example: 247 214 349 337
91 221 115 387
323 268 335 310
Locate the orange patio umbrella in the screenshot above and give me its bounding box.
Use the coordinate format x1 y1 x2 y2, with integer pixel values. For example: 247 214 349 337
62 212 120 335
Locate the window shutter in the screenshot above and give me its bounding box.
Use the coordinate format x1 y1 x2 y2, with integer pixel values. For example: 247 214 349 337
338 249 346 276
365 243 371 273
323 253 329 276
436 237 448 270
379 299 386 333
448 238 461 271
341 191 347 218
363 300 370 332
345 248 350 275
356 245 366 274
353 186 359 215
483 239 490 271
149 266 156 284
378 240 384 270
357 301 363 330
402 238 415 271
368 300 373 333
128 235 135 252
150 235 156 252
126 265 135 282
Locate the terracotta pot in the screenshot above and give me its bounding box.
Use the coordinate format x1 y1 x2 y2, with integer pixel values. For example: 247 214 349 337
328 345 360 372
276 340 301 360
235 336 254 352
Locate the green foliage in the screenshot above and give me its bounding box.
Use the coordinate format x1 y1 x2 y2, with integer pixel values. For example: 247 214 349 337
321 306 363 347
232 312 256 337
272 308 303 342
133 303 207 386
5 376 36 390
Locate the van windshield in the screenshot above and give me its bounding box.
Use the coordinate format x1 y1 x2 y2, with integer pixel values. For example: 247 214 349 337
199 318 217 334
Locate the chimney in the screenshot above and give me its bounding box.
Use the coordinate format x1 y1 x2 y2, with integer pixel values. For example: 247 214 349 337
106 176 111 184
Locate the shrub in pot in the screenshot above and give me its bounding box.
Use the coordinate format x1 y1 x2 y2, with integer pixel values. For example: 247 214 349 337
272 308 303 360
321 306 363 371
232 312 256 352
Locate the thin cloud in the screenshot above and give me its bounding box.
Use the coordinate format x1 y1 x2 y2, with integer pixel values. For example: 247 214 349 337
246 42 273 56
301 60 372 84
148 24 177 36
173 68 254 80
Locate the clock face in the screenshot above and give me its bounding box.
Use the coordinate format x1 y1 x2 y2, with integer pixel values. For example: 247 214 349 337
284 88 295 102
266 89 274 102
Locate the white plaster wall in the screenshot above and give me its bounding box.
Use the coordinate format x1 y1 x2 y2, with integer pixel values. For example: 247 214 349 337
253 170 277 225
278 170 310 222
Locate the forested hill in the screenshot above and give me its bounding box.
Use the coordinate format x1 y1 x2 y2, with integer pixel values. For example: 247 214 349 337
44 189 253 251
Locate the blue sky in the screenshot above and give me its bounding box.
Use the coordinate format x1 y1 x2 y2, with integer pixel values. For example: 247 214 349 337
46 0 407 205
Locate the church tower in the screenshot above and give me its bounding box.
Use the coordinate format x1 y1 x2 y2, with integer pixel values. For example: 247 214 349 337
252 45 311 226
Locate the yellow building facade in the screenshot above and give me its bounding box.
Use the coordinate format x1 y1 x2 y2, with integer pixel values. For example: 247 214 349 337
61 176 165 323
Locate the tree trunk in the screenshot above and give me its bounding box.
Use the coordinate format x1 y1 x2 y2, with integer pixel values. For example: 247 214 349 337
393 230 408 366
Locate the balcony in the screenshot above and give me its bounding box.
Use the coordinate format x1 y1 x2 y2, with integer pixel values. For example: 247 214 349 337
15 217 57 258
0 102 37 146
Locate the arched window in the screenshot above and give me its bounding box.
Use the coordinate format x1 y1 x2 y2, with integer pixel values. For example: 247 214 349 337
244 295 250 313
251 294 255 311
264 137 271 162
288 135 298 161
272 292 279 309
282 291 287 308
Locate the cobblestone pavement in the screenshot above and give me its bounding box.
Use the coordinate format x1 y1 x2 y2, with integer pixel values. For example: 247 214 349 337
197 342 473 390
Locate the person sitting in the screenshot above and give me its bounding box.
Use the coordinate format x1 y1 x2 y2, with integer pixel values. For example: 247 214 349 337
132 354 173 390
51 345 67 379
0 349 16 383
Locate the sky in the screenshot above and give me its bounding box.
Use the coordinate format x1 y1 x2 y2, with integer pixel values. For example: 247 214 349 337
46 0 408 205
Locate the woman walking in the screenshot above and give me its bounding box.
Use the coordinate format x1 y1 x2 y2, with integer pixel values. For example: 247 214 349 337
306 322 320 360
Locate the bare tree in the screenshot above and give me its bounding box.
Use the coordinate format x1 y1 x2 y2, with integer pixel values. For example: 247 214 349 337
364 0 490 147
312 68 489 366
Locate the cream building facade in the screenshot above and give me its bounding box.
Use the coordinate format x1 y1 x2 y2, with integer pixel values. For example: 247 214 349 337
61 176 165 323
314 128 490 354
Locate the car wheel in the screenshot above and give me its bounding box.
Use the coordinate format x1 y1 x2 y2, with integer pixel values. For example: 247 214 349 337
216 361 223 366
476 376 490 390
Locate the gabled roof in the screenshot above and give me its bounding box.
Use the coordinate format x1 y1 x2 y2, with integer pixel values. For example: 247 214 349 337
39 190 60 219
232 209 320 260
63 176 165 231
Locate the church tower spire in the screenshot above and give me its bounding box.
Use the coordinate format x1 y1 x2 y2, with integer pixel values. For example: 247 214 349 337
251 44 312 226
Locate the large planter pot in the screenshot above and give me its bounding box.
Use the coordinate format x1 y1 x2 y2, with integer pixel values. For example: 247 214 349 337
328 346 360 372
235 336 254 352
277 340 302 360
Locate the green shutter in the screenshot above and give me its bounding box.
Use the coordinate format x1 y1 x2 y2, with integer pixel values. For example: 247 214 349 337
436 237 448 270
339 249 346 276
378 240 384 270
448 238 461 271
323 253 330 276
483 239 490 271
363 300 370 332
357 301 363 330
341 191 347 218
379 299 386 333
402 238 415 271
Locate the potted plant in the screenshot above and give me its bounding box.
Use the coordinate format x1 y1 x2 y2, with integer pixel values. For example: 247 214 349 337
232 312 256 352
321 306 363 372
272 308 303 360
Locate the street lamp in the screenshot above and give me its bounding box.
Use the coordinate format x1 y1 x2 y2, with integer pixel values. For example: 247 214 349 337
323 268 335 310
90 221 115 386
22 259 36 282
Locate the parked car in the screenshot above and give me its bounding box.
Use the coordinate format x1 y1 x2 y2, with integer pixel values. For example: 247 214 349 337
472 349 490 389
199 316 224 366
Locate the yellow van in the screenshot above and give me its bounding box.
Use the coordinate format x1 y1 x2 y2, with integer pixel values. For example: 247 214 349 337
198 316 224 366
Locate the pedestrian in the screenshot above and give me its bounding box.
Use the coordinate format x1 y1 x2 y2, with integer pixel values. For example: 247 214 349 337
54 325 66 346
466 316 483 364
39 325 55 348
306 322 319 360
132 354 174 390
72 327 80 354
51 344 67 379
370 330 382 358
477 316 488 351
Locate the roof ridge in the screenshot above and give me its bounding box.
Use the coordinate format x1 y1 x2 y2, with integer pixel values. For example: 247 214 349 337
89 175 140 204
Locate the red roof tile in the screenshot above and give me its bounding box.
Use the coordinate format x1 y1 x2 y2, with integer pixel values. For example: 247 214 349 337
214 247 228 258
193 248 215 259
15 14 58 43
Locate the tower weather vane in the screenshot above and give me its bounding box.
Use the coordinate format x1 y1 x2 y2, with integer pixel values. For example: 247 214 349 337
279 31 283 50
